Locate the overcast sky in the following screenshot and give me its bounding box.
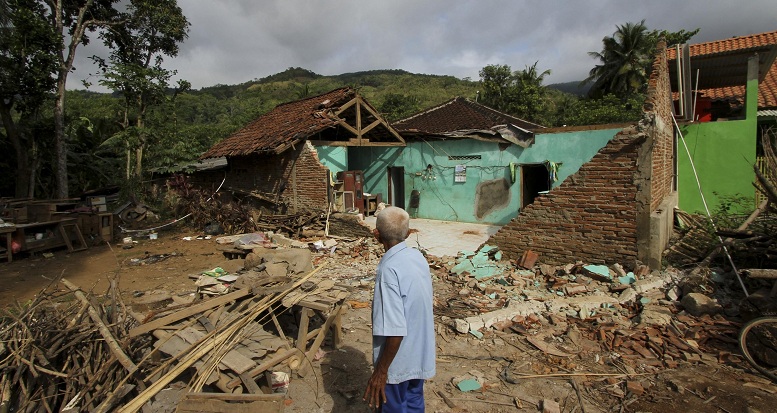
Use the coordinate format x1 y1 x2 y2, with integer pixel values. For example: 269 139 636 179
72 1 776 92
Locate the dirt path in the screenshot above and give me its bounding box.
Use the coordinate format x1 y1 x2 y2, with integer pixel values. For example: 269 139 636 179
1 229 776 412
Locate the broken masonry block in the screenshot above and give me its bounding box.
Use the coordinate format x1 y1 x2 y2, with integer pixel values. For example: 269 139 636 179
518 250 539 269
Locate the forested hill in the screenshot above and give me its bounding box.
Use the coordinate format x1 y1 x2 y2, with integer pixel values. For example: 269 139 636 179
23 66 631 197
187 67 481 113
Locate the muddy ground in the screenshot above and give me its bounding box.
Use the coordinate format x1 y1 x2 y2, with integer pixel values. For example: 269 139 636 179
1 227 776 412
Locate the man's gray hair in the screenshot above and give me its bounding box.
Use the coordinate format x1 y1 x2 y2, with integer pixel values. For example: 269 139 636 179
376 206 410 244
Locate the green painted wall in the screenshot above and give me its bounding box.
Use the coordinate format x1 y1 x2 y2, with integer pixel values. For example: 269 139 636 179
315 146 349 174
678 119 757 214
677 70 758 214
347 128 619 224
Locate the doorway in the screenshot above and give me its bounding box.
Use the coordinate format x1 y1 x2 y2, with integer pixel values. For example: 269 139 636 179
387 167 405 209
521 163 551 208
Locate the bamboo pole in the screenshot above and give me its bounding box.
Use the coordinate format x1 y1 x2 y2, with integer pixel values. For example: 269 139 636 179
61 279 137 373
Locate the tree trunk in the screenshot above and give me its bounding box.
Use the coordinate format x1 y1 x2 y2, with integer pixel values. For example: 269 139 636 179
54 75 68 199
134 102 146 179
28 137 38 198
0 100 32 198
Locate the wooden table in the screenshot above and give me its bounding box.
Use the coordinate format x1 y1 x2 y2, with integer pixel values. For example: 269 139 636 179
11 218 86 254
0 226 14 263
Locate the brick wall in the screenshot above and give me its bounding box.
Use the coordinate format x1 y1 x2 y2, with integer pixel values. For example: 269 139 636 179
645 40 675 211
489 40 675 268
490 130 647 267
194 141 330 212
328 213 374 238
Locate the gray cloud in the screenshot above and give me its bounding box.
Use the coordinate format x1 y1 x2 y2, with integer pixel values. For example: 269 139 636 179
71 0 777 92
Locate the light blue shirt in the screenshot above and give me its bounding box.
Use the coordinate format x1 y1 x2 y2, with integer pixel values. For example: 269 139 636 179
372 242 436 384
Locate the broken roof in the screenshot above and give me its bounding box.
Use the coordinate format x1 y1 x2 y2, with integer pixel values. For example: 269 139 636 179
667 30 777 109
201 87 403 159
392 97 545 148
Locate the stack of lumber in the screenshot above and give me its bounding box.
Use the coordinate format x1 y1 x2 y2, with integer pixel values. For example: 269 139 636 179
0 264 338 412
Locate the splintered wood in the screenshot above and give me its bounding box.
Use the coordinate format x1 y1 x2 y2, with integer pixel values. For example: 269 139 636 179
0 278 144 413
0 263 348 413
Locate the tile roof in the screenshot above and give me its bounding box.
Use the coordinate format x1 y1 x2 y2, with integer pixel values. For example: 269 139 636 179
201 88 356 158
392 97 544 135
667 31 777 109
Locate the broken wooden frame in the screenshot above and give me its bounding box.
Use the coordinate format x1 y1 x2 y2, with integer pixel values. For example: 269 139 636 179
117 262 350 412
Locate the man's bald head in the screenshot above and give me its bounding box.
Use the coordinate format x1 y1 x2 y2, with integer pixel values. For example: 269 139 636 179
375 206 410 245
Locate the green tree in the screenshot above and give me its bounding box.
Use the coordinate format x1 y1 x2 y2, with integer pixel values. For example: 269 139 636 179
94 0 189 185
646 27 699 49
562 94 644 126
585 20 652 99
478 62 551 123
586 22 699 99
48 0 124 198
0 0 58 197
379 93 420 121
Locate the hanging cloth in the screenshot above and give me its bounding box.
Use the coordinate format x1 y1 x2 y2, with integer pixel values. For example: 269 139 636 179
544 160 559 183
509 162 517 183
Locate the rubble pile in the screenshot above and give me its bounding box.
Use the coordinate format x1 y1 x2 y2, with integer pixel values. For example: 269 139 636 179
434 245 745 375
0 279 148 413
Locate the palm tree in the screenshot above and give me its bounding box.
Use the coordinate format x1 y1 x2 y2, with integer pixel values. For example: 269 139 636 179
585 20 651 99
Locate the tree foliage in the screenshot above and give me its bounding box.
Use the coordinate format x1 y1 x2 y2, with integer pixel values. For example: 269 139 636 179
479 62 551 124
379 93 421 122
92 0 189 189
586 21 699 99
0 0 59 197
585 20 653 99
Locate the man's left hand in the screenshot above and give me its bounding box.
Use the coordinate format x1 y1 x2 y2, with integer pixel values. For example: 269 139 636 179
364 367 388 409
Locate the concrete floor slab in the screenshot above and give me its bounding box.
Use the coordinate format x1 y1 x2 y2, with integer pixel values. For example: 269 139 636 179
362 216 501 258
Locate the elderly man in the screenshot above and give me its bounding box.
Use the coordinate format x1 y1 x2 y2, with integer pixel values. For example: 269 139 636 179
364 206 435 412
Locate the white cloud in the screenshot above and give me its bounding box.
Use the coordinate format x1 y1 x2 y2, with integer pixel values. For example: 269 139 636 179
69 0 777 92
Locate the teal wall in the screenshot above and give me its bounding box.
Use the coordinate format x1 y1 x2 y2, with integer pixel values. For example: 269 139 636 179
677 70 758 214
315 146 349 174
346 128 619 224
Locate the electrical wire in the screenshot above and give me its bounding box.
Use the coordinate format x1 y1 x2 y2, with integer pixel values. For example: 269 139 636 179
673 116 748 297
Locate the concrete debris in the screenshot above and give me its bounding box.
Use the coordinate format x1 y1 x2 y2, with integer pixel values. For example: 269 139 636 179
638 305 673 326
541 399 560 413
432 245 746 381
681 293 723 316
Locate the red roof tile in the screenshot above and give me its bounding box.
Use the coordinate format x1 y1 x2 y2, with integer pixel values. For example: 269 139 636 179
393 97 544 134
667 31 777 109
201 88 356 158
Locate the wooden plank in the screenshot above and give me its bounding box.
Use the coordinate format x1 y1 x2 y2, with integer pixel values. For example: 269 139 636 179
118 265 325 413
226 347 302 388
334 97 357 116
176 327 256 374
129 289 251 337
298 304 344 377
183 393 285 402
745 269 777 279
296 308 312 353
239 373 263 395
177 400 283 412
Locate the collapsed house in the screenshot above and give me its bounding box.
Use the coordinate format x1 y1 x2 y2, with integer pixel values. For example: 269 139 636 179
195 43 680 270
